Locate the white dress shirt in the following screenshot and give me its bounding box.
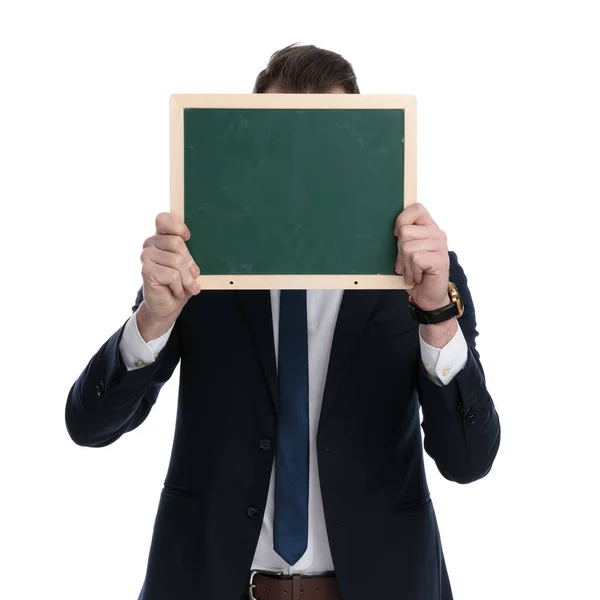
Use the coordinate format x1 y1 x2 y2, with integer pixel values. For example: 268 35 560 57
119 290 468 574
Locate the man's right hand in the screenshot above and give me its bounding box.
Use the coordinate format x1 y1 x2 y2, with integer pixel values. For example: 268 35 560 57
136 212 201 342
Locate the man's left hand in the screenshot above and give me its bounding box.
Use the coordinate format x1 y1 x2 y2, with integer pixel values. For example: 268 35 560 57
394 203 450 311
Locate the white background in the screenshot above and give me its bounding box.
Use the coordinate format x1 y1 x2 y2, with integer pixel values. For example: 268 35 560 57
1 1 599 598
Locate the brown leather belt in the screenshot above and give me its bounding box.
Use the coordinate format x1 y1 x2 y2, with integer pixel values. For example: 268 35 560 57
243 570 342 600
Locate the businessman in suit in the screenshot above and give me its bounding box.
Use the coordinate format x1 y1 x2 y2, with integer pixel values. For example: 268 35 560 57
66 44 500 600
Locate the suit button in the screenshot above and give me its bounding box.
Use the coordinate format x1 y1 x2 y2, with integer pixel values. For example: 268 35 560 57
259 438 272 451
466 408 476 425
96 380 105 397
247 506 260 520
456 400 463 413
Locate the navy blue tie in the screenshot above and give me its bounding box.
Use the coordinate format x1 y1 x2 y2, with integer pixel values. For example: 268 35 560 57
273 289 309 565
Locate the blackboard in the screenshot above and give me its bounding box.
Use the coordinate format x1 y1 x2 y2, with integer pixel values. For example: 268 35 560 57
170 94 416 289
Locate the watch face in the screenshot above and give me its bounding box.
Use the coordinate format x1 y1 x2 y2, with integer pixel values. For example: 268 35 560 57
448 282 464 317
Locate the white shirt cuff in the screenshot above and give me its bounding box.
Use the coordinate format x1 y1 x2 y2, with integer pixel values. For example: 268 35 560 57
119 310 175 371
419 322 469 386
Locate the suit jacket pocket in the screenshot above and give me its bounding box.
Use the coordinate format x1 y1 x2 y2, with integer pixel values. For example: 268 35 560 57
392 496 432 514
162 484 198 500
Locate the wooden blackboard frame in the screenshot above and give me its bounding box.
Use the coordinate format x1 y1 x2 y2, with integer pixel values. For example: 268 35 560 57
170 94 416 289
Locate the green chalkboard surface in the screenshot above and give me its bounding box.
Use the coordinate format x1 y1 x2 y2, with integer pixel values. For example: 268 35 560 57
170 94 416 289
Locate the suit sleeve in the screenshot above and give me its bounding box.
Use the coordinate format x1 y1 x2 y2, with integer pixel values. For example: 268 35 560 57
417 251 501 484
65 286 181 448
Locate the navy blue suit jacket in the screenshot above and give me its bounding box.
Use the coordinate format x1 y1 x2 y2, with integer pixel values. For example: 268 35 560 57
66 251 500 600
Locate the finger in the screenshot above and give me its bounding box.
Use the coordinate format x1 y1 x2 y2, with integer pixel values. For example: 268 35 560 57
402 242 440 286
394 223 446 242
409 251 440 285
398 237 447 257
395 249 414 285
395 203 436 230
409 253 424 285
408 244 449 285
397 238 446 284
144 233 199 274
403 261 415 286
142 246 200 295
142 261 187 299
395 226 443 276
155 212 191 240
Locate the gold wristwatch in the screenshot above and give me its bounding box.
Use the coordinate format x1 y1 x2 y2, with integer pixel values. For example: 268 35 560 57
408 282 464 325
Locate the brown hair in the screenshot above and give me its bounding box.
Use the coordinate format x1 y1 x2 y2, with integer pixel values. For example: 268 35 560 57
253 43 360 94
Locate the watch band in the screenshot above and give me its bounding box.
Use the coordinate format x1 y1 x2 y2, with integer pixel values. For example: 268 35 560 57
408 282 463 325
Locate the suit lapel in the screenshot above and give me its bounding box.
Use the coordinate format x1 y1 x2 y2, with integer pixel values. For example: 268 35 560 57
319 289 380 429
236 290 278 410
236 288 380 419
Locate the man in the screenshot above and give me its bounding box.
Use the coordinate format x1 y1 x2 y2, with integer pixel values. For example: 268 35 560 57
66 44 500 600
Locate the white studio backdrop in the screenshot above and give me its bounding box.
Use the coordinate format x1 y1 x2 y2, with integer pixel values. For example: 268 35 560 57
1 1 598 598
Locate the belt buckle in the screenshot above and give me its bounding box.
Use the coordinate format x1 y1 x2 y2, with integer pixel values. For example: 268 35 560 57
248 569 284 600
